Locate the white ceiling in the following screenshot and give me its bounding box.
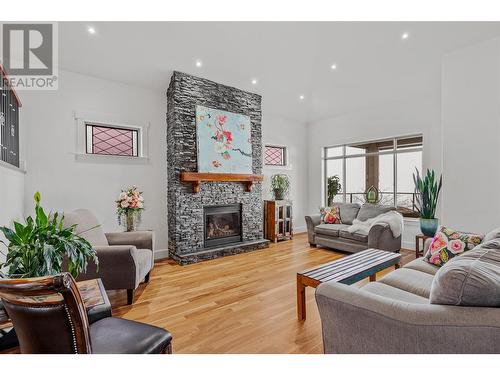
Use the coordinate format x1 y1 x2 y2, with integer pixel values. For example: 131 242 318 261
59 22 500 123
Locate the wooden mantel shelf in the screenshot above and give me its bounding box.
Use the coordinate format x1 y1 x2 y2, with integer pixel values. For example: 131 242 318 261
180 172 263 193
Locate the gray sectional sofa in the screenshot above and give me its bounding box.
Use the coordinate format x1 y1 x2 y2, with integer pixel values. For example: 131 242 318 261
315 234 500 353
305 203 401 253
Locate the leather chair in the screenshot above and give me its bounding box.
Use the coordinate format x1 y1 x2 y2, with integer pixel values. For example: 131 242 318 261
63 209 154 304
0 273 172 354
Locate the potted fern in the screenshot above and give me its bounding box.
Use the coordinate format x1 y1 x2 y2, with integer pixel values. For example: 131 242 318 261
271 174 290 200
413 168 443 237
0 192 98 278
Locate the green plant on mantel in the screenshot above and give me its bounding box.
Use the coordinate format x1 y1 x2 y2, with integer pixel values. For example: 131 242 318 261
271 174 290 200
413 168 442 219
0 192 98 279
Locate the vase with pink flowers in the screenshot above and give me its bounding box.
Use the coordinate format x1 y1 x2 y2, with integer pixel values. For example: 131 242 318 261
116 186 145 232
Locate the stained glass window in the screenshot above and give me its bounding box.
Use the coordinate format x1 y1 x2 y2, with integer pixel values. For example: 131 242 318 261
265 145 286 166
86 124 138 157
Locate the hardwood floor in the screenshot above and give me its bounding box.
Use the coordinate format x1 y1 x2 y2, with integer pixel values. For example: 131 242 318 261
107 233 414 354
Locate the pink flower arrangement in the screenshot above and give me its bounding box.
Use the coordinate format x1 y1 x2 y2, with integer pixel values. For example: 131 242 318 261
116 186 144 211
116 186 145 231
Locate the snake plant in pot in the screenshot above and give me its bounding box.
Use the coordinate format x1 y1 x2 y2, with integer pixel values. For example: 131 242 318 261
271 174 290 200
413 168 443 237
0 192 98 279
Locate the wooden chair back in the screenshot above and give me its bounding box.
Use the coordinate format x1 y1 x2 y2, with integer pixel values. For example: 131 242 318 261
0 273 91 353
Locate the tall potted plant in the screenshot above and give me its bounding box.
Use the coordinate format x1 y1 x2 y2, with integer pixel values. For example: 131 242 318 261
271 174 290 200
327 175 342 206
0 192 98 278
413 168 443 236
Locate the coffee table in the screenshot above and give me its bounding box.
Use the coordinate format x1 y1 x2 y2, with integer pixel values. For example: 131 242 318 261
297 248 401 320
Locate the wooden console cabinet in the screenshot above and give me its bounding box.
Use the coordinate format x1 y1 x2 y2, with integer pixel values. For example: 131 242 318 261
264 200 293 243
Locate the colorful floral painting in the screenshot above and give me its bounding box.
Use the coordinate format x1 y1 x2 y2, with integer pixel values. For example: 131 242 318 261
424 226 483 267
196 105 253 173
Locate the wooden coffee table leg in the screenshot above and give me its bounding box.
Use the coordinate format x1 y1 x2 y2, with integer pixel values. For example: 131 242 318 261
297 275 306 321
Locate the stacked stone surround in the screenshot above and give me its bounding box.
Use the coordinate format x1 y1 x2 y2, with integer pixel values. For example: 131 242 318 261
167 71 269 265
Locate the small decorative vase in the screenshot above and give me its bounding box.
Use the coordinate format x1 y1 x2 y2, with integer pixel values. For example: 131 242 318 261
420 218 438 237
273 189 285 200
125 211 137 232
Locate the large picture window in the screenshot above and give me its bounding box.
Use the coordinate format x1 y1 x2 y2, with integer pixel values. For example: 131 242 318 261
323 135 422 217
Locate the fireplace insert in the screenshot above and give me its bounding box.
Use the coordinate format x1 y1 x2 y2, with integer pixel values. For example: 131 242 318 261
204 204 242 248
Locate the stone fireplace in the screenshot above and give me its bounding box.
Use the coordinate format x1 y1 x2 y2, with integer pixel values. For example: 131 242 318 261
167 71 269 265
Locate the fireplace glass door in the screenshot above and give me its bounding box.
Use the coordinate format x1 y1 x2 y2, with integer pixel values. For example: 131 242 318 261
204 204 242 247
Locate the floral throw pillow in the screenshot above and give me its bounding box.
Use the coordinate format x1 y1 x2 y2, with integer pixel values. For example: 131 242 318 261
424 226 484 267
320 206 342 224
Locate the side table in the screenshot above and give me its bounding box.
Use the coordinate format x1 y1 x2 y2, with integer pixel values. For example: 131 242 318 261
415 233 433 258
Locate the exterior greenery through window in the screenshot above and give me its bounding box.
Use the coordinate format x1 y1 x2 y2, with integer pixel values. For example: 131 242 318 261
323 135 423 217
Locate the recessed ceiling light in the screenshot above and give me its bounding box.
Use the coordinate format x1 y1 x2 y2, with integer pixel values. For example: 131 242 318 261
195 60 202 68
401 32 409 40
251 79 257 85
87 26 96 35
331 64 337 70
299 95 305 100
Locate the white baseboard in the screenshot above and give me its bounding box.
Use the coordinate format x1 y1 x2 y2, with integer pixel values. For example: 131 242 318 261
155 249 169 260
294 226 307 234
402 241 415 251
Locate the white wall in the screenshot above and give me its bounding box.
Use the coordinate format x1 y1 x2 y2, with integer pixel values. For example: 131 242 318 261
18 70 168 258
306 95 442 249
0 166 25 265
441 38 500 233
261 113 308 232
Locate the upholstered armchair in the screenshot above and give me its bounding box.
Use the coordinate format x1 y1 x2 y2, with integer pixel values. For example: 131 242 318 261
64 209 154 304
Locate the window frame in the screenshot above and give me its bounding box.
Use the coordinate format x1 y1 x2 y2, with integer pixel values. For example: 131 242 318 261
0 66 24 172
264 144 289 169
74 111 149 164
322 135 423 216
85 123 139 157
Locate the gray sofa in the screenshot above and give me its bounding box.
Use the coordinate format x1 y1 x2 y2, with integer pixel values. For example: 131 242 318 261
64 209 155 305
316 236 500 353
305 203 401 253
